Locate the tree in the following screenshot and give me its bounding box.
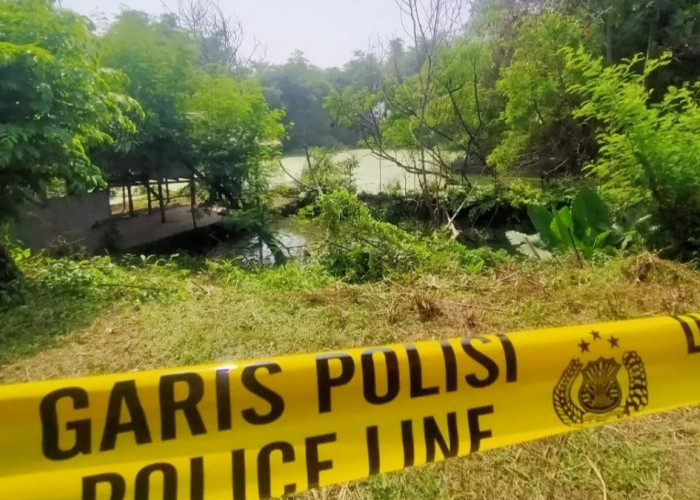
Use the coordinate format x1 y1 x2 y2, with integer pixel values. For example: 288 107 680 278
185 73 285 207
426 39 503 175
185 74 285 263
99 10 197 183
100 9 287 212
370 38 503 182
471 0 700 91
328 0 487 226
489 12 597 177
337 50 384 91
567 48 700 258
383 38 425 83
259 51 348 152
174 0 260 74
257 42 424 154
0 0 139 283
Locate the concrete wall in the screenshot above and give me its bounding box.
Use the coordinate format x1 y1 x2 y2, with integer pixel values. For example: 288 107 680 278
10 191 111 252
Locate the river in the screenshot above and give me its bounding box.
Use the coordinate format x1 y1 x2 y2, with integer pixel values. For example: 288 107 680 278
275 149 435 194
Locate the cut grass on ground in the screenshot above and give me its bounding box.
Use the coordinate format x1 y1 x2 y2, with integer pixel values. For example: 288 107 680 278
1 253 699 499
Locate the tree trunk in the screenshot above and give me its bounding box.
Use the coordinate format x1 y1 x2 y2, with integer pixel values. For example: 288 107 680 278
146 181 153 214
0 241 20 287
646 2 661 63
606 11 614 63
190 176 198 229
157 179 166 223
127 185 134 217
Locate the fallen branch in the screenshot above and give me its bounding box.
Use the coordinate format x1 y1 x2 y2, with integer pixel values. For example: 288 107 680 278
277 160 317 193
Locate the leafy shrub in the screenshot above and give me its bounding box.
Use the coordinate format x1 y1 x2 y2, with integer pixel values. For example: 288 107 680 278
300 148 358 195
490 13 595 177
566 48 700 258
531 187 612 258
310 191 507 281
445 184 500 220
17 254 193 305
443 181 576 231
355 192 427 226
504 179 577 210
0 229 27 306
384 180 404 197
508 187 618 261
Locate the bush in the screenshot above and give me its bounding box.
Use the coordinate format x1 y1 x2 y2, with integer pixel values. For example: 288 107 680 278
17 254 193 305
300 148 358 195
566 48 700 259
442 180 576 230
309 191 507 282
506 187 638 261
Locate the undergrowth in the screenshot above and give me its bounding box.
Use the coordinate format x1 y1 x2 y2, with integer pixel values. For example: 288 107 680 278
309 190 510 282
0 251 699 498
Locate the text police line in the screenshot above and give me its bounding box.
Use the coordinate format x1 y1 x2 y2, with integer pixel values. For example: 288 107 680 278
82 406 495 500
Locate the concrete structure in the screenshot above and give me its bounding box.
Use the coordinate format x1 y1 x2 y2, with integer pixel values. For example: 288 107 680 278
112 205 222 250
10 191 111 252
10 192 222 253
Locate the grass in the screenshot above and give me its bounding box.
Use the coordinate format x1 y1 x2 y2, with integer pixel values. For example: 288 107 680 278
1 252 700 498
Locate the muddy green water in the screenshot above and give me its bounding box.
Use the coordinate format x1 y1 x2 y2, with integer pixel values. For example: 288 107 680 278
275 149 496 194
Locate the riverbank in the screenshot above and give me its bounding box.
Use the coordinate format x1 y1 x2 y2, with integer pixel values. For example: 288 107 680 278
1 253 699 498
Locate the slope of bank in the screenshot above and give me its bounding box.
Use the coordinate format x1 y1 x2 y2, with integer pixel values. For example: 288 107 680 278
1 254 699 498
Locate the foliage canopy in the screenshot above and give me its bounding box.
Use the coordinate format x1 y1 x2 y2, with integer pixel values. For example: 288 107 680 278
0 0 139 222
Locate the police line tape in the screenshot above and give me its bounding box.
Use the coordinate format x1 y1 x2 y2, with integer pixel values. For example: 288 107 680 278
1 314 700 499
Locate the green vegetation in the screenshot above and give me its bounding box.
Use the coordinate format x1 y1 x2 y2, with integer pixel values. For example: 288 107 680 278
567 49 700 258
508 187 615 261
3 251 700 498
0 1 139 217
299 148 358 196
0 0 139 281
3 0 700 497
98 9 285 208
310 191 507 281
490 12 594 176
186 73 285 205
97 10 197 182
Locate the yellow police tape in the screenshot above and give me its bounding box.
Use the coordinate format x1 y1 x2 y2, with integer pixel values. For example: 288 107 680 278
2 313 700 499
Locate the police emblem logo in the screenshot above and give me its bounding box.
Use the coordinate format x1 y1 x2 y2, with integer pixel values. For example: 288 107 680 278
553 331 648 426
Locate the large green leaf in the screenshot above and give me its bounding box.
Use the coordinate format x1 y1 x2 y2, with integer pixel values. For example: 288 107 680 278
571 187 610 241
505 231 552 259
527 205 556 248
550 207 573 249
593 230 611 248
550 206 575 251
